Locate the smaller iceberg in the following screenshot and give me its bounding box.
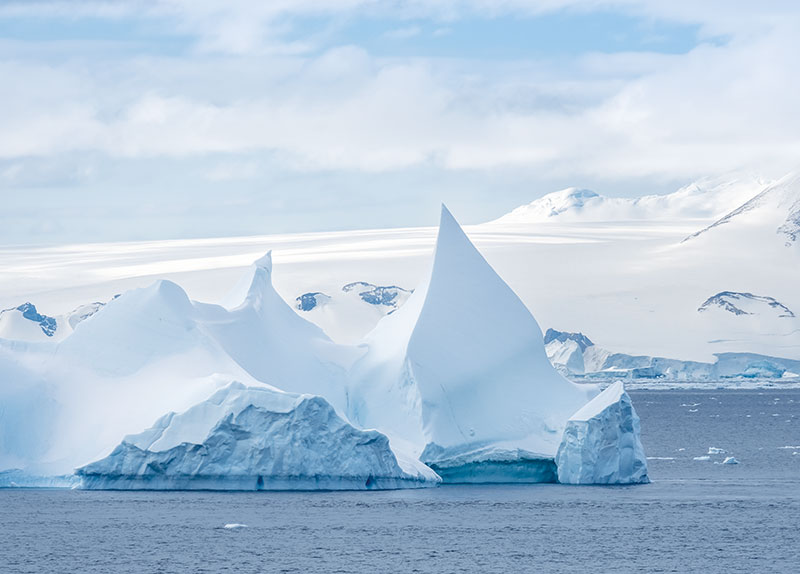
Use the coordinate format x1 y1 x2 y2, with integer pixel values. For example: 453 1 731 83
555 381 649 484
77 383 439 490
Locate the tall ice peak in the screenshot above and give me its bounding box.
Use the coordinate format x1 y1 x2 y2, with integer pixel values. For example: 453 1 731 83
405 204 592 452
253 250 273 273
219 251 275 310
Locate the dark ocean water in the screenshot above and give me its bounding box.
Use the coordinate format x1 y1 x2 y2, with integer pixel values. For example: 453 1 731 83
1 390 799 574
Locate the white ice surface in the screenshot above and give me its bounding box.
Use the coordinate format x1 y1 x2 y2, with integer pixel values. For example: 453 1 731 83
349 206 595 471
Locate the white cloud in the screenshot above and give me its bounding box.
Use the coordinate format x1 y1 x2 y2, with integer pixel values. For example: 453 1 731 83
0 1 799 192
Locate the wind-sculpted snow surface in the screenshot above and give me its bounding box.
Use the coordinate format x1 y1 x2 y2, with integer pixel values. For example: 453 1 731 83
77 383 439 490
555 382 649 484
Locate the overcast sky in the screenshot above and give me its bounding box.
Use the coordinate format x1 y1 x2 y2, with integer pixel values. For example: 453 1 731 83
1 1 799 244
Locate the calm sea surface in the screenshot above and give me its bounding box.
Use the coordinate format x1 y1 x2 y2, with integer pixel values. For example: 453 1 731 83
1 390 799 573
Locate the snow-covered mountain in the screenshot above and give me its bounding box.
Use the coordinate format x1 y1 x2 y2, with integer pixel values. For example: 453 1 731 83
294 282 413 343
0 300 108 342
490 174 767 224
684 171 800 246
698 292 795 319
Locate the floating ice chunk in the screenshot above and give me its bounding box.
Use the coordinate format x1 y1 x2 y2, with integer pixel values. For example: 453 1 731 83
721 457 739 465
646 457 675 461
707 447 727 455
223 523 248 530
693 456 711 461
555 381 649 484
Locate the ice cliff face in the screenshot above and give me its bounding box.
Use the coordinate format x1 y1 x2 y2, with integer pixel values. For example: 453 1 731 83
545 328 800 381
555 381 649 485
77 383 438 490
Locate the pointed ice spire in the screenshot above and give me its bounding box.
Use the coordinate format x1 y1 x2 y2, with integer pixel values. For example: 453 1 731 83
244 250 273 309
349 205 593 461
253 250 273 273
407 205 591 453
220 251 273 310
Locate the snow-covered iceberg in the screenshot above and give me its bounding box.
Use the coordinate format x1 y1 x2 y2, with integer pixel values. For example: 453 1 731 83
348 206 597 482
0 252 358 483
1 206 650 489
77 383 439 490
555 381 649 484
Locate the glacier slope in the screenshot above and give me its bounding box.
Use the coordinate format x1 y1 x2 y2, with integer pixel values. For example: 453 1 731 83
2 172 797 363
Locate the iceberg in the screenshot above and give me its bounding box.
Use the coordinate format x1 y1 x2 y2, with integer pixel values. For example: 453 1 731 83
555 381 649 484
1 206 649 489
349 206 597 482
77 383 439 490
0 252 358 482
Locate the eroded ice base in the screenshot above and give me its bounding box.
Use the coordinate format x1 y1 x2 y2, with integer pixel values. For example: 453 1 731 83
77 474 433 491
422 444 558 483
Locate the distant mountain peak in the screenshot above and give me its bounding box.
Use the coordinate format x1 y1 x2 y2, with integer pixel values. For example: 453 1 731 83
342 282 412 308
0 302 58 337
698 291 795 318
543 328 594 352
489 174 765 225
295 292 330 312
490 187 600 223
684 171 800 244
